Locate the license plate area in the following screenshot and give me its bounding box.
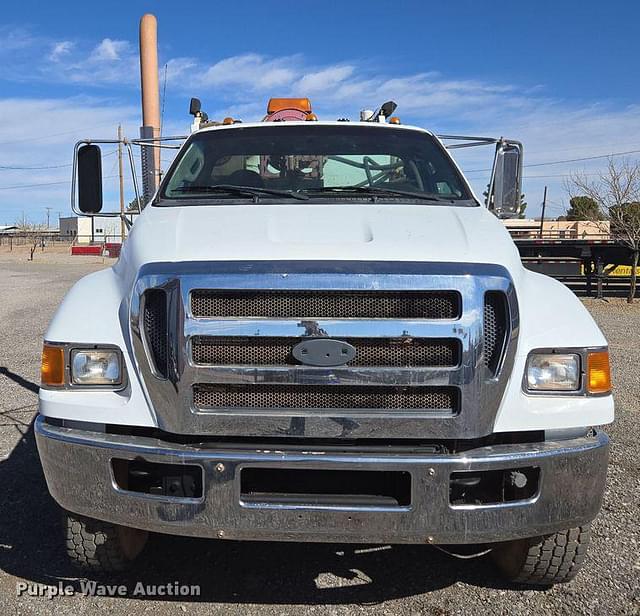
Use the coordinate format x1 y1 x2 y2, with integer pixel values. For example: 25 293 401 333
240 467 412 509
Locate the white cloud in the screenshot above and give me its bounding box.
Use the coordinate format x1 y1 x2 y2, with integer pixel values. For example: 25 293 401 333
0 26 35 52
296 65 355 93
49 41 74 62
199 53 300 90
90 38 130 62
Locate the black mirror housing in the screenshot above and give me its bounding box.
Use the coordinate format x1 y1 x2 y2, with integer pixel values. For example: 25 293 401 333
381 100 397 117
189 97 201 116
77 144 103 214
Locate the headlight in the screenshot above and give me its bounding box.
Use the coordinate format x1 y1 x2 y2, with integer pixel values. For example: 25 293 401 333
70 349 122 386
525 353 580 391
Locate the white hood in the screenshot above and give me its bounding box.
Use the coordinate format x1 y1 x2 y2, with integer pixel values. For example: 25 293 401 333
117 203 524 278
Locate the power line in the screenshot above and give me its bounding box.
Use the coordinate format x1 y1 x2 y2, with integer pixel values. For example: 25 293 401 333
465 148 640 174
0 122 121 146
0 163 72 170
0 149 117 171
526 148 640 168
0 174 118 191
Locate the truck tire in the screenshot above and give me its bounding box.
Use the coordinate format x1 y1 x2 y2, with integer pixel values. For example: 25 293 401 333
64 511 148 572
491 525 591 585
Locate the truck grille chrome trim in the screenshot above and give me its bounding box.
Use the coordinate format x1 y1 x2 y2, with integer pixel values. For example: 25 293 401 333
193 383 459 413
191 336 460 368
142 289 168 378
191 289 461 320
130 261 519 439
484 291 510 376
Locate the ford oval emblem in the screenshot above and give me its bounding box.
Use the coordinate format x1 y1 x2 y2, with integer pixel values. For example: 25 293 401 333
292 339 356 367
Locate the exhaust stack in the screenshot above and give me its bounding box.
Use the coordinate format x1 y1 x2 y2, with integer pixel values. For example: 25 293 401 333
139 13 161 203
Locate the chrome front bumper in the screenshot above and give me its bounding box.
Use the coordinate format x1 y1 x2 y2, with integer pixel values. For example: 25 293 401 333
35 416 609 545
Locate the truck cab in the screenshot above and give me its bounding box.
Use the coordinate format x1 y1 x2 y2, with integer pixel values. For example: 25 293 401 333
36 98 613 583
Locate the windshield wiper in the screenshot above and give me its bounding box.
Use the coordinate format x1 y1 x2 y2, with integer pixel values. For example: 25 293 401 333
302 186 452 202
172 184 309 201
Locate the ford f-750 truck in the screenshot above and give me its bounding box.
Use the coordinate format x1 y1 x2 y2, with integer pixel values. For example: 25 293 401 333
35 98 613 585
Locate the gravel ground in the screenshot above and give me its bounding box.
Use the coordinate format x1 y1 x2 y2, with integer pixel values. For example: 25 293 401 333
0 260 638 615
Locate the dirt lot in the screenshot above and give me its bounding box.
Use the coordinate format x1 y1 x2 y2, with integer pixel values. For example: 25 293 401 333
0 257 638 615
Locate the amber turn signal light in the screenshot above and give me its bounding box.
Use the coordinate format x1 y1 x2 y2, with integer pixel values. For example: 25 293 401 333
41 344 65 387
587 350 611 394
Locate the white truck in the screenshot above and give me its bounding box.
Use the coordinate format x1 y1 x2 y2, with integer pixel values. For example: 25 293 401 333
36 98 613 585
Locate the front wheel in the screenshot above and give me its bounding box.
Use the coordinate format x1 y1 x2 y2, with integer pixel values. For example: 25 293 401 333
491 525 591 585
64 511 148 572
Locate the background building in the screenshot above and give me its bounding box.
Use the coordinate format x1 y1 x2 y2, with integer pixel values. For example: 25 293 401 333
59 216 124 244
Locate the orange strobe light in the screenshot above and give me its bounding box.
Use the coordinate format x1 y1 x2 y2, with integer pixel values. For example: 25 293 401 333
267 98 312 114
587 350 611 394
41 344 65 387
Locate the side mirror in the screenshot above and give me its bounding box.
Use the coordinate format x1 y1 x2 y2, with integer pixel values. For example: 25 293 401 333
488 141 522 218
77 144 103 214
381 100 397 117
189 97 201 116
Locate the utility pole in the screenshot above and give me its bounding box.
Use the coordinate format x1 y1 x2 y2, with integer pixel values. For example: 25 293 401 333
539 186 548 238
117 124 126 242
45 207 52 229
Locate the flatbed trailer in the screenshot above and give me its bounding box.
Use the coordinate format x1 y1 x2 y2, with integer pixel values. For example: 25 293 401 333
513 236 636 298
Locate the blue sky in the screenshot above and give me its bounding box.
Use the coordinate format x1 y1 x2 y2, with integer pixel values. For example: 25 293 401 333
1 0 639 224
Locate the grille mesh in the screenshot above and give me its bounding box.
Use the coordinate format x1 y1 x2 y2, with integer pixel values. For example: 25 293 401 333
191 290 460 319
143 289 168 378
193 384 458 411
192 336 459 367
484 291 508 375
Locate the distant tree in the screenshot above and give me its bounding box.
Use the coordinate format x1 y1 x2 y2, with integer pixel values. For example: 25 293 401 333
14 215 47 261
569 159 640 302
518 194 527 219
126 198 143 213
565 196 603 221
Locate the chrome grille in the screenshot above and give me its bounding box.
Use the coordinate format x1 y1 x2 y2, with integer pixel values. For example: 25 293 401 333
191 290 461 319
191 336 460 367
132 261 519 440
484 291 509 375
193 384 458 412
143 289 168 378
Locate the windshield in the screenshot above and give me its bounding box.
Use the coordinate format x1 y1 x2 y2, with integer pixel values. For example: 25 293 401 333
160 125 474 204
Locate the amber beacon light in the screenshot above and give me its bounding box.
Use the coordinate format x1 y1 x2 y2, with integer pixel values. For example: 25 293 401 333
41 344 65 387
267 98 312 114
587 350 612 394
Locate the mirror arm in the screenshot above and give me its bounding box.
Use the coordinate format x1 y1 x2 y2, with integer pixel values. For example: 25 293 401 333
121 214 133 230
484 140 503 212
124 140 143 212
